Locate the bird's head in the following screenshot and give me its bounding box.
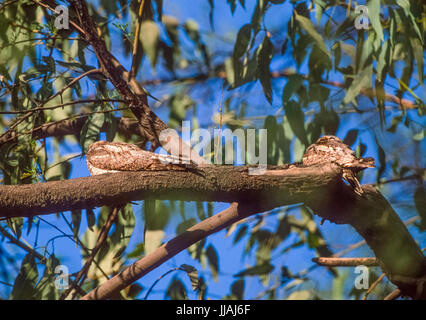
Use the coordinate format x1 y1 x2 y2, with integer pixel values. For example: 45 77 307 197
315 135 343 145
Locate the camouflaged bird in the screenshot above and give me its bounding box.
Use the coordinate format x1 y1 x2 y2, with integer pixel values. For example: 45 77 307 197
86 141 197 176
302 135 375 195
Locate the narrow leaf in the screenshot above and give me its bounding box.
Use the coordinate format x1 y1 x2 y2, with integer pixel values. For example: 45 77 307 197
295 12 330 57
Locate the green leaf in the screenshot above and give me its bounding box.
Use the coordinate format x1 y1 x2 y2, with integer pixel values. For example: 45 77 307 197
169 92 194 128
367 0 383 42
7 217 23 240
414 186 426 231
196 202 206 220
230 279 245 299
166 277 187 300
308 83 330 108
11 253 38 300
71 210 81 240
355 30 374 73
140 20 160 68
233 24 252 60
276 216 291 241
205 244 219 282
177 218 196 235
224 57 235 85
162 15 179 45
234 262 274 277
180 264 198 290
377 142 386 181
34 254 60 300
227 0 237 14
343 129 358 146
144 200 169 254
258 36 273 104
282 74 304 105
343 65 372 105
104 106 117 141
233 225 248 244
295 12 330 58
80 107 105 154
264 115 279 164
112 204 136 259
284 100 308 146
144 230 164 255
183 19 210 67
313 0 326 25
287 290 311 300
409 36 423 81
376 40 390 82
251 0 266 33
86 208 96 231
127 243 145 259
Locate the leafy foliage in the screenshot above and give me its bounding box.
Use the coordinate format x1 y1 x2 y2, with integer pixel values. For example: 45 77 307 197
0 0 424 300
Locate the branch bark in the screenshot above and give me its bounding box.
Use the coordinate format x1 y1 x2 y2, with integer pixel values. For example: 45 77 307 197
307 183 426 299
79 179 426 300
312 257 379 267
0 164 339 218
2 161 423 299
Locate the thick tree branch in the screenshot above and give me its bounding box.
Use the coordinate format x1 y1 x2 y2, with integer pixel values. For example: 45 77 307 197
2 161 423 299
307 184 426 299
80 202 255 300
0 164 339 218
79 179 426 300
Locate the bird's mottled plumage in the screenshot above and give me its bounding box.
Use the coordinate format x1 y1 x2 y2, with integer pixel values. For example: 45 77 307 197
302 135 375 195
86 141 196 176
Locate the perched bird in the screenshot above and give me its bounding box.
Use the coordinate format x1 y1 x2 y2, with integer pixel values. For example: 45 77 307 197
302 135 375 195
86 141 196 176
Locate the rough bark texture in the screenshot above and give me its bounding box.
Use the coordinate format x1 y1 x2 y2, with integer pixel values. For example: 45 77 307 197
81 203 250 300
0 164 339 218
307 182 426 299
1 161 424 299
0 0 422 301
78 178 426 300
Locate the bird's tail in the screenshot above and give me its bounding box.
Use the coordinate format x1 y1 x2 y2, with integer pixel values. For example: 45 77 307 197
153 153 198 169
344 157 375 172
358 157 375 168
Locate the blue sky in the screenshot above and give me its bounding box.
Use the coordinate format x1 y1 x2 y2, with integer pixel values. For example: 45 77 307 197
1 0 424 300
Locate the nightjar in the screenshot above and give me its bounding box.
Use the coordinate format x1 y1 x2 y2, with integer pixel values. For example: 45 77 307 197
86 141 197 176
302 135 375 195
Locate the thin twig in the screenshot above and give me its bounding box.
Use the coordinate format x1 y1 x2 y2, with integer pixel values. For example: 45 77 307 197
0 107 129 146
0 225 46 263
384 289 401 300
129 0 146 80
0 69 101 143
60 206 121 300
363 273 386 300
144 267 180 300
0 98 124 114
30 0 86 35
215 81 224 165
312 257 379 267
